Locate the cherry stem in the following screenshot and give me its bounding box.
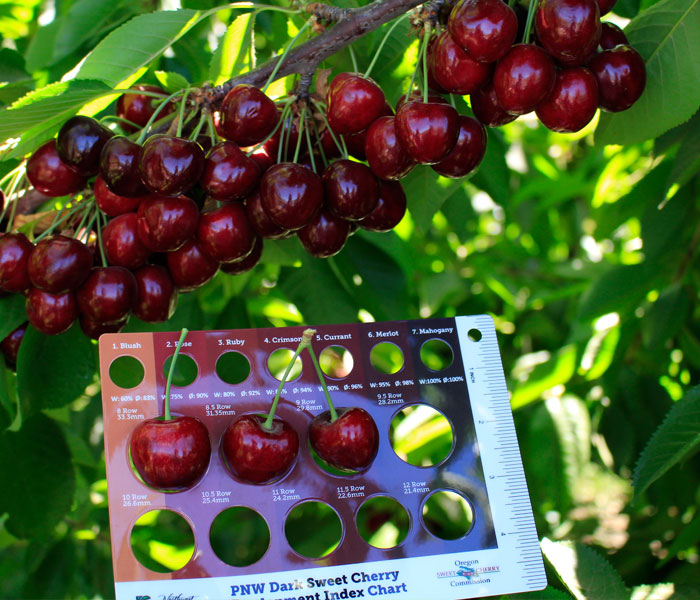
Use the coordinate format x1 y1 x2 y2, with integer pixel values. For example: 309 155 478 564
262 19 312 94
310 116 329 169
312 99 348 158
275 102 295 163
304 333 338 422
364 13 408 79
206 110 218 146
136 89 184 144
244 98 293 158
189 110 208 141
522 0 537 44
422 24 432 103
176 89 192 138
99 115 142 130
72 201 93 241
406 31 429 99
348 44 359 72
164 328 189 421
293 107 307 163
94 206 108 267
79 206 98 245
33 199 86 241
304 115 318 173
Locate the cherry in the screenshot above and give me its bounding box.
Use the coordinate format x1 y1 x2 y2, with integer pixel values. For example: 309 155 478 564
536 67 599 132
596 0 617 16
364 116 415 181
0 233 33 293
298 209 351 258
599 22 628 49
429 30 492 95
359 180 407 232
220 84 279 147
28 235 93 293
197 203 257 263
76 266 138 325
309 407 379 472
102 213 151 269
26 140 86 197
136 195 199 252
448 0 519 63
167 239 219 291
260 162 323 231
56 116 113 177
588 45 646 112
200 142 261 200
99 136 148 198
221 414 299 484
132 264 178 322
80 315 128 340
116 85 174 133
25 288 78 336
139 134 205 197
323 159 380 221
245 189 291 239
327 73 386 135
535 0 601 66
396 91 447 111
94 175 144 217
432 115 487 178
471 81 518 127
493 44 556 115
220 235 263 275
395 101 459 164
1 322 27 369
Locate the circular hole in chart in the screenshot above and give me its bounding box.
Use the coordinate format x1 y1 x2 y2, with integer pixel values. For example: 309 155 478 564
215 351 251 385
285 501 343 558
109 356 145 389
421 490 474 541
369 342 404 375
389 404 454 467
268 348 303 381
130 509 194 573
210 506 270 567
320 345 354 378
356 496 410 549
162 353 198 387
420 339 454 371
468 328 482 342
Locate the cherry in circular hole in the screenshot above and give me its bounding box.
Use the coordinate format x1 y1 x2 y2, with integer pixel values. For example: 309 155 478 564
536 66 600 132
26 140 87 198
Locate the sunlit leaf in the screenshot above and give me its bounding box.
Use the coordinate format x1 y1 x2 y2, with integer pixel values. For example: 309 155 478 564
209 11 255 85
511 345 578 409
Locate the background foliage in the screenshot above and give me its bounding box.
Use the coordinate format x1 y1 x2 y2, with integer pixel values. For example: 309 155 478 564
0 0 699 598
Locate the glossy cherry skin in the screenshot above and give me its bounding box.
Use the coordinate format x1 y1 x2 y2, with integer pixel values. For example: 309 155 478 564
139 135 205 197
599 22 628 49
94 175 145 217
309 407 379 472
76 266 137 325
494 44 556 115
359 180 407 232
1 322 27 369
471 82 518 127
260 162 323 231
25 289 78 336
0 233 33 293
130 416 211 491
197 203 256 263
448 0 519 63
596 0 617 15
99 136 148 198
395 101 460 165
536 67 599 132
535 0 601 66
396 92 448 112
28 235 93 294
365 116 415 181
132 264 177 322
220 236 263 275
588 45 646 112
221 84 279 147
327 74 386 135
200 142 261 200
429 31 492 95
245 189 291 239
27 141 87 197
136 195 199 252
116 85 173 133
56 116 113 177
167 239 219 292
298 209 351 258
103 213 151 269
221 413 299 484
323 160 380 221
432 115 487 178
80 315 128 340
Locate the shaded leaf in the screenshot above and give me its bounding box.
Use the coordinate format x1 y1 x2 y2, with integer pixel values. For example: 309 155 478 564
631 583 700 600
641 283 689 349
0 294 27 342
667 118 700 190
403 167 465 233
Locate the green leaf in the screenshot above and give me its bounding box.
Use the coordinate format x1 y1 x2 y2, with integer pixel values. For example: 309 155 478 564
657 513 700 566
0 294 27 342
154 70 190 93
667 117 700 189
595 0 700 145
542 538 629 600
209 11 254 85
631 583 700 600
511 345 578 409
641 283 689 348
545 396 591 492
402 167 464 232
506 586 572 599
0 414 75 539
633 384 700 498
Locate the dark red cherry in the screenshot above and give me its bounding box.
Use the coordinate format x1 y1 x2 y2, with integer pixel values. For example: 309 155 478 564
132 264 177 322
94 175 145 217
56 116 113 177
221 84 279 147
359 180 407 232
365 116 415 181
536 67 599 132
76 266 138 325
599 22 628 49
432 115 487 178
298 210 351 258
136 195 199 252
99 136 148 198
596 0 617 15
25 289 78 336
26 141 86 197
588 45 646 112
245 189 290 239
116 85 174 133
139 134 205 197
102 213 151 269
260 162 323 231
200 141 261 200
1 322 27 369
0 233 33 293
493 44 556 115
80 315 128 340
167 239 219 291
220 235 263 275
396 92 447 112
327 74 386 135
28 235 93 293
429 30 492 95
323 160 380 221
197 203 256 263
395 101 460 165
535 0 601 66
448 0 519 63
471 81 518 127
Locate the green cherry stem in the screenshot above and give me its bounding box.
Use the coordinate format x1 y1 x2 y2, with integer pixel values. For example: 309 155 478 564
522 0 537 44
305 332 338 422
94 206 108 267
422 24 432 104
365 13 408 79
164 328 189 421
304 115 318 173
176 89 192 139
292 107 307 163
262 19 312 94
135 89 184 144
